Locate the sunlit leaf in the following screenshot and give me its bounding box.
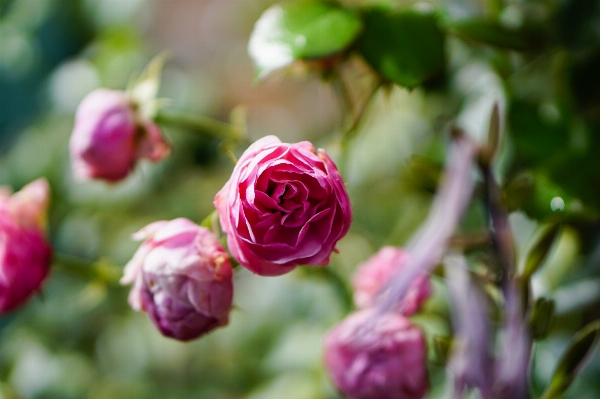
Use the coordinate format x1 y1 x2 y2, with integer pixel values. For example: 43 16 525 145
248 0 362 80
357 7 445 89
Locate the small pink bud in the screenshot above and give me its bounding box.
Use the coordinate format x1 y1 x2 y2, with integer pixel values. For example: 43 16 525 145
353 246 431 316
214 135 352 276
324 309 428 399
0 178 52 313
121 218 233 341
70 89 170 183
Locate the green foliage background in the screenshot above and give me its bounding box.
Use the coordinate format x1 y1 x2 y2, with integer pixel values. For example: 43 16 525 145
1 0 600 398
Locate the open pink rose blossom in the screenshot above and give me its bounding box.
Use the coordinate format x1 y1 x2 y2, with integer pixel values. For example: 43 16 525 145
324 309 428 399
70 88 170 182
353 246 431 315
121 218 233 341
214 135 352 276
0 178 52 313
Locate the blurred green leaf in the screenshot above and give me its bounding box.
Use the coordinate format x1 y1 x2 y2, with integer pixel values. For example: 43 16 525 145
402 155 442 194
248 0 362 80
357 7 445 89
480 103 501 166
433 335 451 363
540 321 600 399
529 297 555 340
450 19 544 51
522 223 561 280
569 48 600 122
509 100 570 168
503 172 592 221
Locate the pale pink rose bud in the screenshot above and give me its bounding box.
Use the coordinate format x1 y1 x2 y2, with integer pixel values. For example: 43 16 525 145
70 88 170 182
324 309 428 399
214 135 352 276
353 246 431 316
121 218 233 341
0 178 52 313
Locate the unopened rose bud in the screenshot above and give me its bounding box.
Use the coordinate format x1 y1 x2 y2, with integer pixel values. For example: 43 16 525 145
324 309 428 399
214 135 352 276
0 178 52 313
121 218 233 341
70 88 170 182
353 246 431 316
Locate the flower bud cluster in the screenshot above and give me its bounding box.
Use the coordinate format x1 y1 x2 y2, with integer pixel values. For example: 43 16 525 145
67 76 353 341
116 135 353 340
324 246 432 399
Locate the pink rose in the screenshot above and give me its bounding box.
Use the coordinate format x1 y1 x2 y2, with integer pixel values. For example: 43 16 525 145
324 309 428 399
121 218 233 341
0 178 52 313
70 88 170 182
353 246 431 315
214 136 352 276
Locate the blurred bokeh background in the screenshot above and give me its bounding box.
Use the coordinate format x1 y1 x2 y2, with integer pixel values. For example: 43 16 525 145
1 0 600 398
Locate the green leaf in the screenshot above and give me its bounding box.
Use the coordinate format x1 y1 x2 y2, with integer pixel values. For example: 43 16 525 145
522 223 561 280
540 321 600 399
357 8 445 89
248 0 362 80
433 336 452 363
503 172 594 221
450 19 544 51
529 297 555 340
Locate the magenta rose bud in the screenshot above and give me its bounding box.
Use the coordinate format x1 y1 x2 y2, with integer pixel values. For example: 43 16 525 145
324 309 428 399
0 178 52 313
121 218 233 341
214 135 352 276
353 246 431 316
70 88 170 182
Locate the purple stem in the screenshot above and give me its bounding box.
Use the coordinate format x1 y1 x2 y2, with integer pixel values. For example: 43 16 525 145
445 253 494 399
376 132 477 315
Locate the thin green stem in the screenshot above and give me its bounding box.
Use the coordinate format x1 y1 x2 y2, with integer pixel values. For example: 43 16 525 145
154 111 238 141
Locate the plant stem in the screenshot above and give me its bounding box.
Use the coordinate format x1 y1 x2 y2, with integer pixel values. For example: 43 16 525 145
154 111 238 141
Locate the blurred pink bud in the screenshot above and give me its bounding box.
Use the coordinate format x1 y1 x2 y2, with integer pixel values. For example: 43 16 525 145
324 309 428 399
214 135 352 276
121 218 233 341
70 88 170 182
353 246 431 315
0 178 52 313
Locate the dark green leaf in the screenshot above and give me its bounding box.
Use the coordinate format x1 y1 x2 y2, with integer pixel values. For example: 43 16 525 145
433 335 452 363
479 103 501 167
522 223 561 280
248 0 362 79
450 19 544 51
540 321 600 399
357 8 445 89
529 297 555 340
503 172 594 221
